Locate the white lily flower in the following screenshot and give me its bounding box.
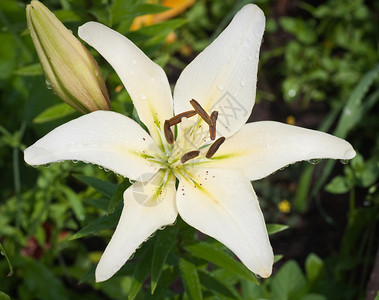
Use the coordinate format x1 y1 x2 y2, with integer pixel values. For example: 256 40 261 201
24 4 356 282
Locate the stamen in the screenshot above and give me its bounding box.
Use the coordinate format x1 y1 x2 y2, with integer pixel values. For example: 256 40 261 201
181 150 200 163
206 137 226 159
209 111 218 140
190 99 213 126
168 110 197 126
164 120 174 144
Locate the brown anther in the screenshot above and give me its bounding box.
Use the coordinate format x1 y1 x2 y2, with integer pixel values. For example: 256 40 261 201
206 137 226 159
164 120 174 144
168 110 197 126
181 150 200 163
209 111 218 140
190 99 213 126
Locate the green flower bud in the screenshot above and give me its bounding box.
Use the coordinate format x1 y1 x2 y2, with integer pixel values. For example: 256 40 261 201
26 0 110 113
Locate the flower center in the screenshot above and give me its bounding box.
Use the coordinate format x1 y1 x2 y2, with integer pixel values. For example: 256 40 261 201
163 99 226 169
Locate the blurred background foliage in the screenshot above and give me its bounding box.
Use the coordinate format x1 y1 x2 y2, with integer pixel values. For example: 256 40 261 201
0 0 378 299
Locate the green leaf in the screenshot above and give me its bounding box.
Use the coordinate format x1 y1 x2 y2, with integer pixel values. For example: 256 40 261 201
334 64 379 138
300 294 326 300
70 203 122 240
58 186 85 221
179 258 203 300
198 270 240 299
151 225 178 293
274 254 284 263
129 246 154 300
83 197 109 211
16 257 68 300
325 176 351 194
107 179 131 214
305 253 324 284
0 291 11 300
0 32 17 79
267 224 289 235
13 63 43 76
312 65 379 197
271 260 307 300
73 174 116 198
33 103 76 123
186 242 259 284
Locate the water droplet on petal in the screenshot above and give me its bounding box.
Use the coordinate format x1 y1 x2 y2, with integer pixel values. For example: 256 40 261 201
141 94 146 100
308 159 321 165
72 160 78 163
132 59 137 65
45 79 52 89
240 81 246 87
217 83 224 90
340 159 350 165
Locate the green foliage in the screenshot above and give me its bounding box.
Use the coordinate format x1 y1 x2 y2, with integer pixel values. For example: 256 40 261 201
1 0 378 299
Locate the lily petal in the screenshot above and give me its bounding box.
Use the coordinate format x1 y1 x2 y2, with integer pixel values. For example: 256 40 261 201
173 4 265 138
96 170 177 282
177 168 273 278
24 111 162 181
78 22 173 146
200 121 356 181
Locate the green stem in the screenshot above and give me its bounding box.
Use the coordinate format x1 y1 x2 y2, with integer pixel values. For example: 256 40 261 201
0 242 13 277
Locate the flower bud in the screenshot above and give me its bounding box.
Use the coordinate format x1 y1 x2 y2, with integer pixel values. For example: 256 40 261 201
26 0 110 113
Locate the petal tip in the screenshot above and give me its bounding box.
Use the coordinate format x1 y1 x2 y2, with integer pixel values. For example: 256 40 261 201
344 147 356 160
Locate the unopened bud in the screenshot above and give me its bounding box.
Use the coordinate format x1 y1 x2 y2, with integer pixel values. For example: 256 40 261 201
26 0 110 113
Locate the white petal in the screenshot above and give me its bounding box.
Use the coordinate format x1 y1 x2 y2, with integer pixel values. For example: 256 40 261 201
200 121 356 181
96 170 177 282
177 168 273 277
24 111 162 181
173 4 265 138
78 22 173 145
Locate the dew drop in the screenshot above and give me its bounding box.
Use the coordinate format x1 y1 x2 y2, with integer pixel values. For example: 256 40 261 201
72 160 78 163
340 159 350 165
240 81 246 87
132 59 137 65
141 94 146 100
344 108 351 116
308 159 321 165
98 165 103 170
217 83 224 90
247 55 253 60
45 79 52 89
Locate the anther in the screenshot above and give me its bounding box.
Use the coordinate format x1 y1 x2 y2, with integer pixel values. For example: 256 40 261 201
168 110 197 126
206 137 226 159
181 150 200 163
190 99 213 126
164 120 174 144
209 111 218 140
